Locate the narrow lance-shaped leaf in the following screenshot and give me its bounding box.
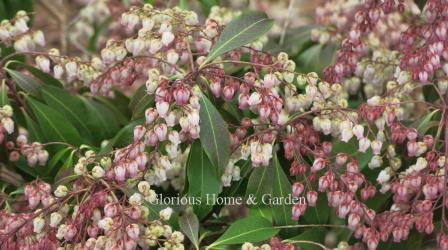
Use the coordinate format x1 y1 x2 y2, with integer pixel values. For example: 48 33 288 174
0 80 9 106
207 216 279 248
199 94 231 173
26 97 82 145
245 163 274 206
8 61 63 87
40 85 92 139
5 68 40 96
179 211 200 250
271 153 296 226
202 11 274 66
186 140 220 219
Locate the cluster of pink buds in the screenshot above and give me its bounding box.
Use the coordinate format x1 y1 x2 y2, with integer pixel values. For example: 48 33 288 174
399 0 448 83
313 0 411 48
17 141 49 167
0 11 45 52
1 177 184 249
23 180 53 209
322 0 405 83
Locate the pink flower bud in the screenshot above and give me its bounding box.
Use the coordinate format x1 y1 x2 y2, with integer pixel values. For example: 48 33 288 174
335 153 348 167
114 165 126 182
306 191 318 207
259 104 271 121
407 140 418 157
352 125 364 139
337 203 351 219
145 108 158 124
292 203 307 220
238 93 249 109
156 101 170 118
126 161 138 178
348 213 361 231
210 80 222 98
262 73 277 88
124 239 137 250
154 124 168 141
87 224 99 237
126 223 140 240
248 92 262 106
145 130 158 146
292 182 304 197
318 176 329 192
311 158 325 173
104 203 118 217
371 140 382 155
64 224 77 241
174 86 190 106
133 125 146 141
223 85 235 101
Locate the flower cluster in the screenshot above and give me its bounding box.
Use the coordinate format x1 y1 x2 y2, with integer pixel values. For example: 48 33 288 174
3 1 448 249
0 11 45 52
1 179 184 249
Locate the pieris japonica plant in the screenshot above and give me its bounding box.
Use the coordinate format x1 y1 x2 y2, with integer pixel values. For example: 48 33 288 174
0 0 447 249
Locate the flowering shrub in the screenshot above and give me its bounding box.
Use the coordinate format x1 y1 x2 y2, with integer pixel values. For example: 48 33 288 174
0 0 448 249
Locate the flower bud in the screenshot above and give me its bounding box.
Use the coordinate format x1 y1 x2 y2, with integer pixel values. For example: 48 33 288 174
54 185 68 198
371 140 382 155
160 207 173 220
306 191 318 207
154 123 168 141
50 212 63 227
248 92 262 106
156 101 170 118
98 217 114 232
92 165 105 178
161 31 175 46
126 223 140 240
292 182 304 197
358 137 371 153
33 217 45 233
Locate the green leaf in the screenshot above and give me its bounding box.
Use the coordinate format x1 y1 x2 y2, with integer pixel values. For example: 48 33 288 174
272 154 295 226
245 164 274 207
302 193 329 224
202 11 273 66
129 85 154 120
178 0 189 10
102 119 144 151
5 68 40 96
208 216 279 248
8 61 62 87
286 228 327 250
415 0 427 11
179 211 200 250
0 80 9 106
199 94 231 173
95 96 130 125
23 111 43 142
45 147 71 176
79 96 120 140
412 109 440 134
1 0 33 19
332 138 373 171
187 140 220 218
26 97 81 145
249 207 273 222
197 0 218 16
40 85 91 140
266 25 315 55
